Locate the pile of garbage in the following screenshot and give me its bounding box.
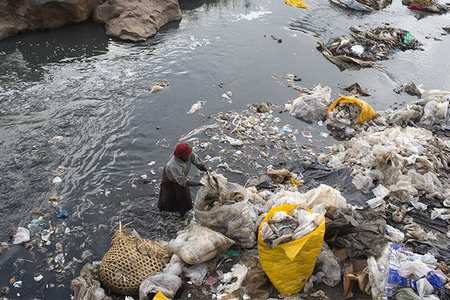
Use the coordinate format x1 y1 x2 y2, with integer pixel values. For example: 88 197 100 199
402 0 449 13
318 125 450 198
330 0 392 11
58 87 450 299
317 25 423 70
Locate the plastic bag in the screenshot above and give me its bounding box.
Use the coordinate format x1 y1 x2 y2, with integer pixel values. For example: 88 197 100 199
420 100 449 125
315 242 341 287
258 204 325 295
71 263 111 300
290 86 332 123
265 184 347 215
184 263 207 286
11 227 30 244
163 254 184 277
384 243 444 298
177 224 235 265
139 273 182 299
326 96 376 124
194 183 255 248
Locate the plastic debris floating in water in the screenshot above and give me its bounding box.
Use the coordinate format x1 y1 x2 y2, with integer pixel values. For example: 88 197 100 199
285 0 310 8
187 101 205 114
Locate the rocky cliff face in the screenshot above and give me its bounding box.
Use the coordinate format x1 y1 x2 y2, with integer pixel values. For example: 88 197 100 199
93 0 182 42
0 0 99 40
0 0 182 42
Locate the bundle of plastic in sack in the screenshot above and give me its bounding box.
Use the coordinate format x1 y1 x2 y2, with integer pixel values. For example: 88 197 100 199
195 172 256 248
258 204 325 295
169 223 235 265
326 96 376 125
260 204 323 248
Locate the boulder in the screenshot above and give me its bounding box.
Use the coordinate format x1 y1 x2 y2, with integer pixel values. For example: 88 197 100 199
0 0 99 40
93 0 182 42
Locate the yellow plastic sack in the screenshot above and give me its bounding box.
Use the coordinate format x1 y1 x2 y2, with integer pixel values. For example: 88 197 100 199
326 96 376 124
258 204 325 295
153 291 169 300
285 0 310 9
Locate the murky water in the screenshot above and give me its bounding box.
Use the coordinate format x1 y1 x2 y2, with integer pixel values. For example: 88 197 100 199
0 0 449 298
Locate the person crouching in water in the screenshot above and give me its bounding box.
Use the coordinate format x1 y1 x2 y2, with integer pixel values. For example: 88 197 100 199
158 142 207 216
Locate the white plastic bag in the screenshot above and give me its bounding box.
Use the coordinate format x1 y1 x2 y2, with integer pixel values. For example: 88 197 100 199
177 225 235 265
11 227 30 244
139 273 182 300
290 86 332 124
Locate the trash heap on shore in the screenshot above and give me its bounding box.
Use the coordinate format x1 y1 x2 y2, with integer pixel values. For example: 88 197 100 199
64 82 450 300
4 81 450 300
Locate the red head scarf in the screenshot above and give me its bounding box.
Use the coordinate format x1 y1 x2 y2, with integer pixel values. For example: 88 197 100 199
174 143 192 158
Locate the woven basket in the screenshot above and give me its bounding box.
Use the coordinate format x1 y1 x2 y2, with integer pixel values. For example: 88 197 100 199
99 223 170 295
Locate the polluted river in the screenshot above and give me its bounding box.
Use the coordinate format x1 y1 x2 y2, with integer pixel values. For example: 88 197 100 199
1 0 450 298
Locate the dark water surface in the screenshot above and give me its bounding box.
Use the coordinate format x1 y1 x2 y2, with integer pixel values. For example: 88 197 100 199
0 0 449 298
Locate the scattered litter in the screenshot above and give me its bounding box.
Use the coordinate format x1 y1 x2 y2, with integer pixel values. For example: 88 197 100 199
150 81 168 94
156 138 170 148
49 192 58 201
205 276 218 286
34 274 43 282
342 82 371 97
28 218 46 229
52 176 62 184
285 0 310 8
11 227 30 244
302 131 312 138
57 210 68 219
187 101 205 114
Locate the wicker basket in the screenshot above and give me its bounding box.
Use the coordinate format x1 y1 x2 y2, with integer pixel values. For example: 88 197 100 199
99 223 170 295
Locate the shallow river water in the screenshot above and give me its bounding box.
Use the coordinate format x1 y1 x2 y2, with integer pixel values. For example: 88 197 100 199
0 0 449 298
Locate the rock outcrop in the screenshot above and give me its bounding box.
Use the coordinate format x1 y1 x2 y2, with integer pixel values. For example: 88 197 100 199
93 0 182 42
0 0 99 40
0 0 182 42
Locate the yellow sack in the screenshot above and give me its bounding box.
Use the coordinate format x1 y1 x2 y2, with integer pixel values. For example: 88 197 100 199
258 204 325 295
326 96 376 124
285 0 310 9
153 291 169 300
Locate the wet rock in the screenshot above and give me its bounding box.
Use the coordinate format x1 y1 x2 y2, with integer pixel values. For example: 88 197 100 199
93 0 182 42
0 0 99 41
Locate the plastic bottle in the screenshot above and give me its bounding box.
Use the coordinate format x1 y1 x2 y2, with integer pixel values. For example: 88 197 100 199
403 32 411 45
